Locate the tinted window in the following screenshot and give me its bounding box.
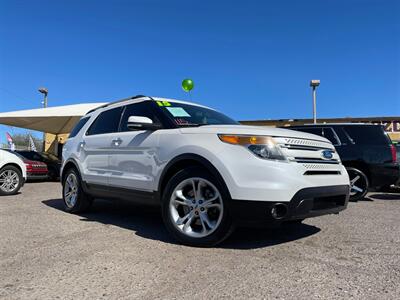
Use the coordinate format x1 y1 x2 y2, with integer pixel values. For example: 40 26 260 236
292 127 323 136
69 117 89 138
120 101 161 132
158 102 238 127
343 125 389 145
86 107 123 135
18 151 42 161
290 127 340 145
321 128 341 145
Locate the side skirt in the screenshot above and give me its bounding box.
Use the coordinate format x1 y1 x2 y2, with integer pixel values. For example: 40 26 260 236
82 182 160 206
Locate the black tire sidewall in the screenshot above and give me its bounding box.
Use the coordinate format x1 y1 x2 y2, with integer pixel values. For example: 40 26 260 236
0 165 23 196
161 166 234 247
347 167 369 201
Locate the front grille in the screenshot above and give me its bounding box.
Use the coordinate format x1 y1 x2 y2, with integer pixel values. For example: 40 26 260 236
304 171 341 175
283 138 332 149
312 195 347 210
275 137 341 174
302 163 340 170
291 157 339 164
280 144 326 151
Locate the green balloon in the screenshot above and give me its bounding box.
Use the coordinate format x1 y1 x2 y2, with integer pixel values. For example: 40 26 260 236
182 79 194 92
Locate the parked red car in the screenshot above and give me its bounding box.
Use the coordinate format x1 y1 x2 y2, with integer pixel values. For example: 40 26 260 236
6 151 48 180
25 160 48 180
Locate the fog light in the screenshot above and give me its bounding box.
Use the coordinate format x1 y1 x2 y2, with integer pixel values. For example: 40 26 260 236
271 203 288 219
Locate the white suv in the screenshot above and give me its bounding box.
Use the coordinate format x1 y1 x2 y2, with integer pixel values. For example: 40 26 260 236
61 96 350 246
0 149 27 196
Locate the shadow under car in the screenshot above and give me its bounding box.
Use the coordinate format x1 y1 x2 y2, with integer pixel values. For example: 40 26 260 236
42 198 321 249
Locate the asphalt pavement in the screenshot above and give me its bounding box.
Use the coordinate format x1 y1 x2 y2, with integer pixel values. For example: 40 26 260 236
0 182 399 299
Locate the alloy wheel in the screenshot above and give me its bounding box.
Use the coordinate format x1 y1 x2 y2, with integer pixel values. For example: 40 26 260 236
0 169 20 193
347 169 368 198
64 173 79 208
169 177 224 238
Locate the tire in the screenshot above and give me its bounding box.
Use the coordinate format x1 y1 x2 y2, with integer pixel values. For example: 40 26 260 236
161 166 234 247
62 168 93 213
0 165 23 196
346 167 369 201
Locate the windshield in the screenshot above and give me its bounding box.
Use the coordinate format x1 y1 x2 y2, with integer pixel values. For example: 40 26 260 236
157 101 239 127
17 151 41 161
41 152 59 161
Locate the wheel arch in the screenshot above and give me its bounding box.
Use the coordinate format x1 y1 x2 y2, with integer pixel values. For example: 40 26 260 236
61 159 81 183
1 163 23 175
157 154 231 202
343 161 371 182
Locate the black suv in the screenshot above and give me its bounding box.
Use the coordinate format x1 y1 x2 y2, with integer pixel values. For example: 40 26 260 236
289 124 399 201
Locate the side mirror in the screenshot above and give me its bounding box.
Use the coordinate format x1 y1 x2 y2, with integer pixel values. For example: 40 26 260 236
127 116 161 131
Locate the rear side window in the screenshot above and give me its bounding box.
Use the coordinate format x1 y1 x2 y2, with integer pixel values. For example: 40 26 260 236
86 107 123 136
343 125 389 145
69 117 89 138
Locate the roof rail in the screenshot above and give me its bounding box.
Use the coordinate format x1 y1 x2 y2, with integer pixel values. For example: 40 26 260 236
85 95 148 115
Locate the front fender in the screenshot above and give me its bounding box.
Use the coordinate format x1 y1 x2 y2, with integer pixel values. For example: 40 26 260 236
154 133 235 196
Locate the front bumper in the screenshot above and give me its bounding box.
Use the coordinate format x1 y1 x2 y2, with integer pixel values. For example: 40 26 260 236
26 173 48 180
211 142 350 202
228 185 350 227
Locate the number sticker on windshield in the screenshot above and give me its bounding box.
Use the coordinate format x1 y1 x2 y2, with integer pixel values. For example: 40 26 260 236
156 101 171 107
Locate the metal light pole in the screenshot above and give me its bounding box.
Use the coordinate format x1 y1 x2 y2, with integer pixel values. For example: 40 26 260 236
38 87 48 151
39 87 48 108
310 80 320 124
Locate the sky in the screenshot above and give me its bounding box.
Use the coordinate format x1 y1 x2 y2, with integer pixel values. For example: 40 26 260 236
0 0 399 143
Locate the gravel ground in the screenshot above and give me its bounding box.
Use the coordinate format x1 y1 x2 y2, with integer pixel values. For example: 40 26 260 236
0 182 399 300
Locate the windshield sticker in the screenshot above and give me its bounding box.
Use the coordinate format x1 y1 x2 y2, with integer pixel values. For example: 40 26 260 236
166 107 191 117
156 100 171 107
175 118 190 125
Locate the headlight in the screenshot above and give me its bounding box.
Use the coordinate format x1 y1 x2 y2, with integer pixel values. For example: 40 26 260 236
218 135 286 161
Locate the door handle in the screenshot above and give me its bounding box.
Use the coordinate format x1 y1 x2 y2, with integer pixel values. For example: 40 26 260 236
112 138 123 147
78 141 86 151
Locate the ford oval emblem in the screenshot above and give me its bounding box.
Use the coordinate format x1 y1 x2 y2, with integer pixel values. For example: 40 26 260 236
321 150 334 160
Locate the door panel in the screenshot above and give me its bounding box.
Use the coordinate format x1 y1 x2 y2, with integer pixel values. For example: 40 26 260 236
80 134 116 185
80 106 124 185
108 131 159 191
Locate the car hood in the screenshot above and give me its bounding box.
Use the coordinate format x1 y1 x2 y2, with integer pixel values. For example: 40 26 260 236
0 150 24 165
179 125 331 143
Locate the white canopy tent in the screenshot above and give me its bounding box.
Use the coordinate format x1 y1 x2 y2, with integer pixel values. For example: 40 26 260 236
0 103 106 134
